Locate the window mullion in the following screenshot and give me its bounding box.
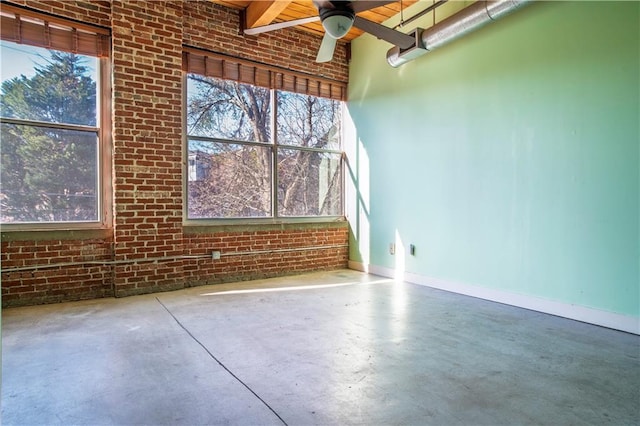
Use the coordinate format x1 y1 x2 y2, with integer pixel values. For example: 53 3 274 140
340 102 345 218
271 88 278 218
0 117 99 133
275 144 342 155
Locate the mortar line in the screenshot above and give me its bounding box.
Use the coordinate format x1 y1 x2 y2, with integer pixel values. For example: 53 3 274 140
155 297 288 426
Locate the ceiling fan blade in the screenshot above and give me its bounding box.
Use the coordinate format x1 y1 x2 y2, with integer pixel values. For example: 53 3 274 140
353 15 415 49
244 15 320 35
313 0 335 9
351 0 397 13
316 33 338 63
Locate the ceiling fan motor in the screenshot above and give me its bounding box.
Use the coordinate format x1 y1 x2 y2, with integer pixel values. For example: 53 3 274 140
318 1 355 39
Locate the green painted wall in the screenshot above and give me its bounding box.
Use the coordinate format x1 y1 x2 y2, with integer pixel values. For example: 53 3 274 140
346 1 639 316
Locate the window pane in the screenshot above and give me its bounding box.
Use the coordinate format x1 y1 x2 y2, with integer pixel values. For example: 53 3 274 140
278 149 342 217
0 41 98 126
188 140 271 218
0 123 98 222
276 91 341 149
187 75 271 143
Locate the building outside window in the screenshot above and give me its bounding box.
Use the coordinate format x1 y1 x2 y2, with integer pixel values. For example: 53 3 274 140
185 67 343 220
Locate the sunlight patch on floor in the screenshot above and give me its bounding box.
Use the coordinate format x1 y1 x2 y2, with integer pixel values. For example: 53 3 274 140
200 278 394 296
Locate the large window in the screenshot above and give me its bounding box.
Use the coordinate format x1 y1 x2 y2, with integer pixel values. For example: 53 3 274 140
0 5 110 226
185 54 344 220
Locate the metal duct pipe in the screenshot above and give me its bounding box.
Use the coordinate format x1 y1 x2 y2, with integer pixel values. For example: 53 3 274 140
387 0 530 67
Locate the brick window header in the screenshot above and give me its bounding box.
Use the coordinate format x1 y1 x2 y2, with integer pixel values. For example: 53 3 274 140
183 46 347 101
0 3 110 57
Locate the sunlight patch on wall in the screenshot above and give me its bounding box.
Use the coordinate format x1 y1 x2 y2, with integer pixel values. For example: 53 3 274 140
345 107 372 267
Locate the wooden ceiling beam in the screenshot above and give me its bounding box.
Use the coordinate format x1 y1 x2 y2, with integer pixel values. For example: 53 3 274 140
245 0 294 28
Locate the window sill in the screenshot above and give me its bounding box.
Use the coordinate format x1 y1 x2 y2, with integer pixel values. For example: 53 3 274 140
183 216 348 234
0 227 112 242
0 218 349 240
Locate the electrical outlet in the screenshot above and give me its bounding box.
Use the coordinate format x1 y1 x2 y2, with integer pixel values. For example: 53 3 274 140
211 250 221 260
389 243 395 255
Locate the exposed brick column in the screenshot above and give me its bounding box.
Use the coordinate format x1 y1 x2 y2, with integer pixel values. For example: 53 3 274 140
111 0 184 296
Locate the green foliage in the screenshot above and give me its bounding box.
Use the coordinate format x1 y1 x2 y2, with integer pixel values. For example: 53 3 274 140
1 50 98 222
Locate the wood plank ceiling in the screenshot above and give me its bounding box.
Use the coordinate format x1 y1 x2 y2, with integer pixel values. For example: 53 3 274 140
211 0 422 41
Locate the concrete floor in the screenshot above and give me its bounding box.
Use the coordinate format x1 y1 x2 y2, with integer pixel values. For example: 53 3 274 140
2 270 639 425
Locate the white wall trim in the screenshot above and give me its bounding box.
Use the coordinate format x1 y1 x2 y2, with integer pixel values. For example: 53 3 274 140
348 261 639 335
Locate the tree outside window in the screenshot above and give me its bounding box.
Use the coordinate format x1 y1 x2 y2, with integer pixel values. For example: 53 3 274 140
0 43 100 223
186 75 343 219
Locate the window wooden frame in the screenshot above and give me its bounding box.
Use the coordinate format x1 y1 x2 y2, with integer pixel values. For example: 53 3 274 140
183 49 346 224
0 4 112 230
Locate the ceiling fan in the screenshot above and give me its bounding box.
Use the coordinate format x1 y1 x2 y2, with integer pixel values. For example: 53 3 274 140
243 1 416 63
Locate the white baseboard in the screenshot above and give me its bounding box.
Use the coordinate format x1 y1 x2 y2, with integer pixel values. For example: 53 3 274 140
348 261 639 335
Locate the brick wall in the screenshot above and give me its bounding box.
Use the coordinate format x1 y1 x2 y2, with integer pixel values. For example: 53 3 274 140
1 0 349 308
111 0 185 297
1 232 114 306
5 0 111 27
184 224 349 286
